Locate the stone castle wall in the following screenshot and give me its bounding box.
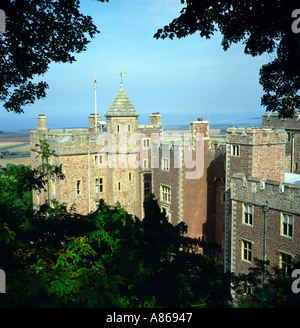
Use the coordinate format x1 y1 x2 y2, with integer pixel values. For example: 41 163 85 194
230 173 300 274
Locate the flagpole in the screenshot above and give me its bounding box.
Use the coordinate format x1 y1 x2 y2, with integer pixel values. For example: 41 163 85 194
94 72 97 128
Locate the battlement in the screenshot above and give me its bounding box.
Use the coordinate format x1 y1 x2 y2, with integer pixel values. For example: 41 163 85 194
262 112 300 130
31 127 96 141
226 126 284 135
138 124 163 136
226 127 286 144
30 127 106 156
231 173 300 214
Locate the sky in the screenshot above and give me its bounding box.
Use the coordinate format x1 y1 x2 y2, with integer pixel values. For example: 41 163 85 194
0 0 272 131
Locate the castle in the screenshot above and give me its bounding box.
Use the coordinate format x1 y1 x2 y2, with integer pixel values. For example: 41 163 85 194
30 84 300 278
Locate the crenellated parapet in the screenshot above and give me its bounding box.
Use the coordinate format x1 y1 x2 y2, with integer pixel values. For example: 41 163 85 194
230 173 300 214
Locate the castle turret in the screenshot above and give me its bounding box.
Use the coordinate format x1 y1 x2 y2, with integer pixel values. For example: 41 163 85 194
104 84 139 137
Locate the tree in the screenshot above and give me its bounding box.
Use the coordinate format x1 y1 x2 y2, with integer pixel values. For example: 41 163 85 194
0 0 108 114
0 141 230 307
0 165 230 307
0 164 125 308
154 1 300 118
232 258 300 307
92 195 229 308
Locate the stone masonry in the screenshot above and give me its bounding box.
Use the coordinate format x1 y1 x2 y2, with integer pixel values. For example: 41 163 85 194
230 173 300 274
30 83 300 277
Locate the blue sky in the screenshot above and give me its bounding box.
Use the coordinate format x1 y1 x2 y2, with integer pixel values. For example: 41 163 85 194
0 0 271 131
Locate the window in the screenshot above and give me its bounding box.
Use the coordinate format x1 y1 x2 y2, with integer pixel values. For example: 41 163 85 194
220 188 225 204
231 144 240 156
129 172 132 181
128 125 131 132
162 158 170 171
281 213 293 238
144 182 150 197
280 252 293 275
287 132 291 142
242 240 252 262
143 138 150 149
118 182 121 191
95 178 103 193
160 185 171 203
143 159 148 169
243 204 253 225
76 180 81 196
95 155 103 165
117 125 120 132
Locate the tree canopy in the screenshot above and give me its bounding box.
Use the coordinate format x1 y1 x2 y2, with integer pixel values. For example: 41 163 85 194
232 258 300 308
0 0 107 114
154 0 300 118
1 142 299 307
0 151 229 307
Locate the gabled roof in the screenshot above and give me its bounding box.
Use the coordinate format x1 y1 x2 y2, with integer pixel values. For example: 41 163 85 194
105 85 139 118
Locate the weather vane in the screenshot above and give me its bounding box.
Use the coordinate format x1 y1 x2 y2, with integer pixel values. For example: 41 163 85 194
120 72 127 86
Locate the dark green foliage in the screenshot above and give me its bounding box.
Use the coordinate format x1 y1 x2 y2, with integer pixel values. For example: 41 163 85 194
88 196 229 308
0 180 125 307
154 0 300 118
0 0 108 113
0 168 230 307
0 141 230 307
232 258 300 308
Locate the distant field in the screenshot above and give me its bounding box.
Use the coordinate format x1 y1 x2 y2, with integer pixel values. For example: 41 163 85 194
0 157 31 167
0 142 27 147
0 137 30 142
0 133 31 166
0 132 30 139
0 142 31 152
210 128 226 141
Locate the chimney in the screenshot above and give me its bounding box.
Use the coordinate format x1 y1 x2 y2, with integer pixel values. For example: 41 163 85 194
89 113 100 128
37 114 47 130
149 112 161 126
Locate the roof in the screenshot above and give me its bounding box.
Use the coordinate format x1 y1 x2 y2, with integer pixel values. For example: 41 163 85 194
285 173 300 185
105 85 139 118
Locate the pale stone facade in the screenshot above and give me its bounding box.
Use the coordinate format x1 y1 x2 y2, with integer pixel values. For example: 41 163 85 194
31 85 162 220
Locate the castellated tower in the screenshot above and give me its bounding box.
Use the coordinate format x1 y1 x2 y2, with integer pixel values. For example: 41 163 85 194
30 85 160 218
30 84 219 243
224 127 287 271
104 84 140 216
262 113 300 174
225 127 286 188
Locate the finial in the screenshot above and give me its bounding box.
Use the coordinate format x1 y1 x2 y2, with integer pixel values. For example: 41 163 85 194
120 72 127 87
